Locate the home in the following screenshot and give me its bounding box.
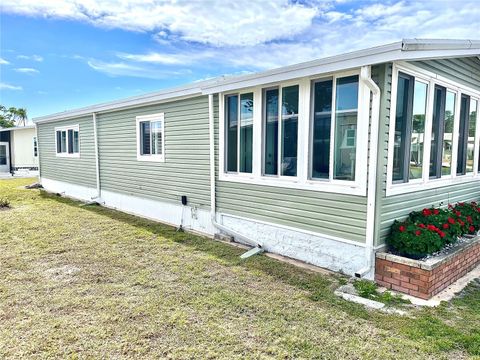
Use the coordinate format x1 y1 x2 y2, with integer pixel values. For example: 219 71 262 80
0 125 39 177
33 39 480 279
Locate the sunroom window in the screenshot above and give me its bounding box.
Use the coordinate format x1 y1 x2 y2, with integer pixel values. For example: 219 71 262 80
225 93 253 173
392 72 428 183
262 85 299 177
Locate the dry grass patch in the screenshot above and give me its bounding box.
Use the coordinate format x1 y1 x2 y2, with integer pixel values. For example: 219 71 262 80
0 178 479 359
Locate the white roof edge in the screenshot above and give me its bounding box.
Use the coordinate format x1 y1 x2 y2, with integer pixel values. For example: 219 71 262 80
33 38 480 123
33 79 217 123
0 124 36 132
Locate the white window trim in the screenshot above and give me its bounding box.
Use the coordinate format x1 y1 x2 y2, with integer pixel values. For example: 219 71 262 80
386 61 480 197
219 69 369 196
33 136 38 157
136 113 165 162
54 124 80 158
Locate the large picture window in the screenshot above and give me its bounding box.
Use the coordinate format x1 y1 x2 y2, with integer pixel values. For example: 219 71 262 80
55 125 79 157
136 113 164 162
262 85 299 177
225 93 253 173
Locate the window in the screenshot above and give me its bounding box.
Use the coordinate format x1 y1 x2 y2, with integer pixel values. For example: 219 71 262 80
457 95 470 175
55 125 79 157
391 72 428 183
311 79 333 179
466 98 477 173
136 113 165 162
225 93 253 173
334 75 359 181
262 85 299 177
429 86 456 178
33 136 38 157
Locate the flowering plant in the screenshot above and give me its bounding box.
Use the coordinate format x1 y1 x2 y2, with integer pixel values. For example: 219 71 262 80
387 201 480 259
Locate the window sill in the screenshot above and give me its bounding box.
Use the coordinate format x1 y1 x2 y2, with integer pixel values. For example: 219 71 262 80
137 155 165 163
219 172 366 196
386 174 479 197
56 153 80 158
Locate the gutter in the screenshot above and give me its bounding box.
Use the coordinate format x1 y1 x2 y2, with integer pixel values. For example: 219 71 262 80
92 113 101 200
208 94 263 249
355 66 381 279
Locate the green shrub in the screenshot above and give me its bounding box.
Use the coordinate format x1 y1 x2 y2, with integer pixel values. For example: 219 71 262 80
353 280 410 306
387 202 480 258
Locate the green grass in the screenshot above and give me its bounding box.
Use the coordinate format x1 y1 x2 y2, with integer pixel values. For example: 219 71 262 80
0 178 479 359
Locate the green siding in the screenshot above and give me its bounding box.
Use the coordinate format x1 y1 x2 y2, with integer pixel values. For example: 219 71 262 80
97 96 211 209
37 116 97 188
214 96 368 243
375 58 480 246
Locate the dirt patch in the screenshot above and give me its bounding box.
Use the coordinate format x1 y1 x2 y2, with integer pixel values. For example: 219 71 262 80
44 265 81 282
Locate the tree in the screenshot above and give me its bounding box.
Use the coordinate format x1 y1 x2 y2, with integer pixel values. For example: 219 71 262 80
0 106 28 128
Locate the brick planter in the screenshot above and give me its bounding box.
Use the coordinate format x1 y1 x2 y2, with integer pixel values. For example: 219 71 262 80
375 235 480 299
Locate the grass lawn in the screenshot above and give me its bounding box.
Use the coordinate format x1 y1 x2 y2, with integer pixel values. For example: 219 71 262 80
0 178 479 359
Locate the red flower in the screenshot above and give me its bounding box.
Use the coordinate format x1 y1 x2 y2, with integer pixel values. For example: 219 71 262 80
458 219 465 226
433 209 440 215
415 230 421 236
467 216 473 224
455 211 461 217
448 217 456 224
422 209 432 216
469 226 475 232
399 225 406 232
418 223 426 228
438 231 446 238
442 223 449 229
427 224 436 231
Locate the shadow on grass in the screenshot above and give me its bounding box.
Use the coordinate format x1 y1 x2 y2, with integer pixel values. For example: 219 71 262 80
38 190 369 317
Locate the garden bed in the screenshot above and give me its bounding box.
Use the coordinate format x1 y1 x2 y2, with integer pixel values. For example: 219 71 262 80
375 235 480 299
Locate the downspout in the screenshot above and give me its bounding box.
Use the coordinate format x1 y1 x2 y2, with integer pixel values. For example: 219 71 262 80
92 112 101 199
208 94 263 249
355 66 381 279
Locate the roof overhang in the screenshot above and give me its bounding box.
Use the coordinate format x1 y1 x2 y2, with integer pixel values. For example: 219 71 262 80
0 125 36 132
200 39 480 94
33 38 480 124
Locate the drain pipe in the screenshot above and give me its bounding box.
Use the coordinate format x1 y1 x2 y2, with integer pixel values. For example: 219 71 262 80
355 66 381 279
208 94 263 250
92 112 101 200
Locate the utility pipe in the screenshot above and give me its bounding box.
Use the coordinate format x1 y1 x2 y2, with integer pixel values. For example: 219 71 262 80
355 65 381 279
208 94 262 248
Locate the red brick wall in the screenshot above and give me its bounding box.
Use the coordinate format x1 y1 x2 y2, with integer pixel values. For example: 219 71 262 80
375 241 480 299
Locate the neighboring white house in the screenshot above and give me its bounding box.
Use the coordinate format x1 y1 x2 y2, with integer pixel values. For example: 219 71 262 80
0 125 39 176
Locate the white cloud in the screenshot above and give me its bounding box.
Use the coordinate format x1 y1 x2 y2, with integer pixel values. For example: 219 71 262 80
0 82 23 90
0 57 9 65
0 0 319 46
87 59 192 79
116 51 214 65
17 54 43 62
14 67 39 74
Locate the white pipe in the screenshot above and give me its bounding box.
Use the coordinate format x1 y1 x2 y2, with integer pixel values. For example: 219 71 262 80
92 112 101 199
208 94 262 248
355 66 381 278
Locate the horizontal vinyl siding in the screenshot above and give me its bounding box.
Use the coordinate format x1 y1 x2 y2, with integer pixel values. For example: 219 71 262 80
213 96 368 243
410 57 480 91
376 57 480 245
37 116 97 188
97 95 211 209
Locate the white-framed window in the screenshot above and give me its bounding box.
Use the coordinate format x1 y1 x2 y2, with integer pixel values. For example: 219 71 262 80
386 62 480 196
218 69 369 196
136 113 165 162
55 125 80 157
33 136 38 157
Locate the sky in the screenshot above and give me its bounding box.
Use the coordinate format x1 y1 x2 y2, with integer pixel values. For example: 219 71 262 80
0 0 479 119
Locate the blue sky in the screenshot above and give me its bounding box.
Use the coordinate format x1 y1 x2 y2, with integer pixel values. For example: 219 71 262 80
0 0 479 119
